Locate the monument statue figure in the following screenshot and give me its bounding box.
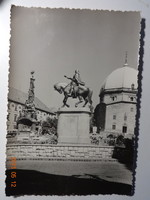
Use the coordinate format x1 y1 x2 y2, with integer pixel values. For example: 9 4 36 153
54 70 93 108
22 71 37 120
64 69 86 98
17 71 39 134
28 71 35 104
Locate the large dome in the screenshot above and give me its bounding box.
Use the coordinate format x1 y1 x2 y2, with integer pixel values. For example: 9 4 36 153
101 66 138 91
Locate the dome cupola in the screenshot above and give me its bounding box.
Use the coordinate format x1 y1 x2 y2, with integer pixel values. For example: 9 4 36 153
100 53 138 94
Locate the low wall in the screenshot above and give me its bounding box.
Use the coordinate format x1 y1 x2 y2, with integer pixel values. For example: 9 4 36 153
6 144 114 160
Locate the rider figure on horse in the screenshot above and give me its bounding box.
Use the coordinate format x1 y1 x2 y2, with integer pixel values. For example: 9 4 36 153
64 70 85 98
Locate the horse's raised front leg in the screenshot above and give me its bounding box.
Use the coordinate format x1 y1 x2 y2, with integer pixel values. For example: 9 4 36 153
75 96 83 107
62 94 70 107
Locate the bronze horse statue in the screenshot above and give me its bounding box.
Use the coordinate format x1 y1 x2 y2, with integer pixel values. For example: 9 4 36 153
54 82 93 108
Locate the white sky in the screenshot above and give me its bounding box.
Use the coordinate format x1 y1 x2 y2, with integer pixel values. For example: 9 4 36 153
9 6 141 109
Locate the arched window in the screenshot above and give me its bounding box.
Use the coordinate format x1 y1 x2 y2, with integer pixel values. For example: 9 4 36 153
130 97 134 101
112 124 116 130
124 113 127 121
113 114 116 120
111 95 117 101
131 83 135 90
130 107 134 112
14 114 17 122
18 105 22 110
122 126 127 133
8 103 10 109
11 103 14 108
15 104 18 111
7 113 10 121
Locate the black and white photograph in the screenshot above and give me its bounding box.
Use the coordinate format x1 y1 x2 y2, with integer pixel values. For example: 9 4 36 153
6 6 141 196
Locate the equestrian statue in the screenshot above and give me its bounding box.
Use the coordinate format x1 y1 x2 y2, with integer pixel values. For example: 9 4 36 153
54 70 93 108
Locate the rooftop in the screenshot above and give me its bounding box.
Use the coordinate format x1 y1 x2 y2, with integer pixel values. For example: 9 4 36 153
100 66 138 93
8 87 56 114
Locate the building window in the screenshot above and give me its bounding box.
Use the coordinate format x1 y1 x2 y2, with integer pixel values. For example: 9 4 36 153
11 103 14 108
131 83 135 90
7 113 10 121
15 104 18 111
14 114 17 122
130 97 134 101
112 124 116 130
124 113 127 121
134 96 137 101
122 126 127 133
130 107 134 112
113 115 116 120
8 103 10 109
110 95 117 102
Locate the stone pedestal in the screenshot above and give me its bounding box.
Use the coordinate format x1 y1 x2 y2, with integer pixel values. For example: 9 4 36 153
57 107 91 144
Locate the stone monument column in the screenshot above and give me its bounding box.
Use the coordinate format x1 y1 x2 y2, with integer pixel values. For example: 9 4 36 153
57 107 91 145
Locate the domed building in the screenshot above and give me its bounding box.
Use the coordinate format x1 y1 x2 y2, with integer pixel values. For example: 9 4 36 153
94 57 138 137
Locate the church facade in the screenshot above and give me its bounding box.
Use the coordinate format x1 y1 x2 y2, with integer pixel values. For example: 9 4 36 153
7 87 56 133
94 60 138 137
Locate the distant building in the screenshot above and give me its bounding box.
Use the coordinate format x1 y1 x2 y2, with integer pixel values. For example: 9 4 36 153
94 57 138 137
7 87 56 133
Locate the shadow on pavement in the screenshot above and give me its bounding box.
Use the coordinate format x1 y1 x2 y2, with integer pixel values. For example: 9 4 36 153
6 169 133 196
112 146 134 171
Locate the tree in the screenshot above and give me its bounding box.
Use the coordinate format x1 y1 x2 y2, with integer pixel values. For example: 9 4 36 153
42 117 57 135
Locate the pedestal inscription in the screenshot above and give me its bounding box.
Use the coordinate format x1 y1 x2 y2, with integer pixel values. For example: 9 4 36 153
57 107 91 144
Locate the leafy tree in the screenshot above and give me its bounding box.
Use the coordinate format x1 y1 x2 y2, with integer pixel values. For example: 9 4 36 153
42 117 58 135
116 135 125 147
